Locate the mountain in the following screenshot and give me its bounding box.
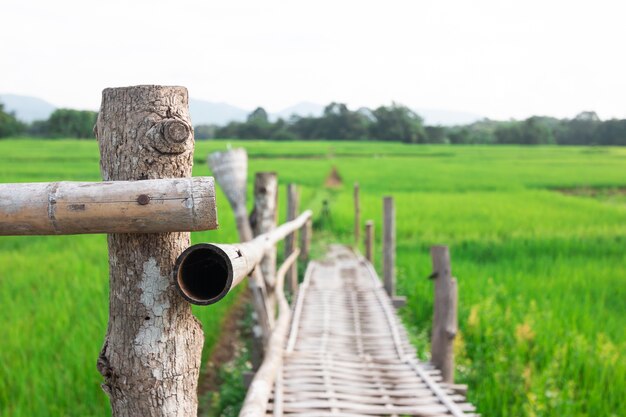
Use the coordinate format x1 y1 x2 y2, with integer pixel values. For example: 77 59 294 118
415 108 484 126
0 94 56 122
272 102 325 120
189 99 249 125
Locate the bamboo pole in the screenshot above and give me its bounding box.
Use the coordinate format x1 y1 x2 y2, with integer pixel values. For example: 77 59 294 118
0 178 217 235
285 183 299 294
174 210 312 305
383 196 395 297
94 85 203 417
238 248 300 417
207 148 272 344
364 220 374 263
430 245 458 383
354 182 360 245
300 217 312 261
252 172 279 312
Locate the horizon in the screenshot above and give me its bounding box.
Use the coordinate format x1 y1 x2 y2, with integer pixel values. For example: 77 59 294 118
0 92 608 125
1 0 625 121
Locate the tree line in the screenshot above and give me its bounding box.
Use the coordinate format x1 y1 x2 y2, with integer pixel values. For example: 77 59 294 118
0 105 96 138
198 105 626 146
2 100 626 145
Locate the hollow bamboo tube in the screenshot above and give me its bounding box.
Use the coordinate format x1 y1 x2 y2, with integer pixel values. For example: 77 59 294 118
174 210 312 305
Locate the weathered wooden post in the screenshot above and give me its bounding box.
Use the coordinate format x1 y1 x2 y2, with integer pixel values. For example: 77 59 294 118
94 85 206 416
208 149 272 370
383 196 395 297
285 183 299 294
354 182 360 245
364 220 374 263
430 245 458 384
300 217 312 261
252 172 278 311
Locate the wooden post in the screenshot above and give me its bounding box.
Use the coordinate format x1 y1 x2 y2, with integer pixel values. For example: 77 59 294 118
208 149 272 367
364 220 374 263
300 217 312 261
95 85 203 416
430 245 458 384
354 182 360 245
0 178 217 235
383 196 395 298
252 172 278 311
285 183 299 294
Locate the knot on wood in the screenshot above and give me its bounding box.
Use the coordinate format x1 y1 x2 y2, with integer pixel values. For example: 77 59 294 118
146 118 192 155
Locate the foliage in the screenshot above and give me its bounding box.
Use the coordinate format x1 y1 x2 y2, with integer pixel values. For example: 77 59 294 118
40 109 98 139
0 102 25 137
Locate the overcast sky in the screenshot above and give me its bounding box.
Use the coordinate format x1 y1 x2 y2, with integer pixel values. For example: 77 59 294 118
1 0 624 120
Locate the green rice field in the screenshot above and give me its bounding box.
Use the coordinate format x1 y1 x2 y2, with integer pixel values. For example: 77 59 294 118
1 139 625 416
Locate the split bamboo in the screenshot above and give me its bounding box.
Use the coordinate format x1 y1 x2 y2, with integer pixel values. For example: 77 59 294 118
0 178 217 235
238 248 300 417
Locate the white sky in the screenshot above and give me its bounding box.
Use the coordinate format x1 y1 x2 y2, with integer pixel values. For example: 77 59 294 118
1 0 625 120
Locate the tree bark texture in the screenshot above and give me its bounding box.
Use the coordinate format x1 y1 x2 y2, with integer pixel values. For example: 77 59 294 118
95 85 203 417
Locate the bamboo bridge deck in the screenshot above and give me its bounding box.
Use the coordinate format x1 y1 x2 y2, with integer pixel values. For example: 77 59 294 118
259 244 477 417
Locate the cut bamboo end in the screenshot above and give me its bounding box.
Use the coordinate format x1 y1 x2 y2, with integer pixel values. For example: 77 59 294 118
173 243 236 305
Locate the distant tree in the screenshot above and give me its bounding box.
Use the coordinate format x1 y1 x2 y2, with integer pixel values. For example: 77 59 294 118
42 108 97 138
369 103 425 143
247 107 269 123
0 102 25 138
194 124 218 140
556 111 601 145
594 119 626 145
424 126 448 144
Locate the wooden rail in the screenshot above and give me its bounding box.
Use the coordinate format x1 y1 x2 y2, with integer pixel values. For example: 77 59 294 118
173 210 312 305
0 178 217 235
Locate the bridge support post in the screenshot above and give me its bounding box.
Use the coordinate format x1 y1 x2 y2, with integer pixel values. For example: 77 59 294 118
430 245 458 383
253 172 279 313
208 148 271 370
300 217 312 261
285 183 299 294
364 220 374 263
383 196 395 297
95 85 203 417
354 182 360 245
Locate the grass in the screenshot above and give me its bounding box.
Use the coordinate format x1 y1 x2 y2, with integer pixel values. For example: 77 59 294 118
1 138 625 416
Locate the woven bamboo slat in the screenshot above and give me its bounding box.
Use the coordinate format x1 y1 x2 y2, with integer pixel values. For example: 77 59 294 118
240 244 477 417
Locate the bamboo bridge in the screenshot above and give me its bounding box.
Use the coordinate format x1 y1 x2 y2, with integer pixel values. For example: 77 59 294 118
0 85 478 417
194 148 479 417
